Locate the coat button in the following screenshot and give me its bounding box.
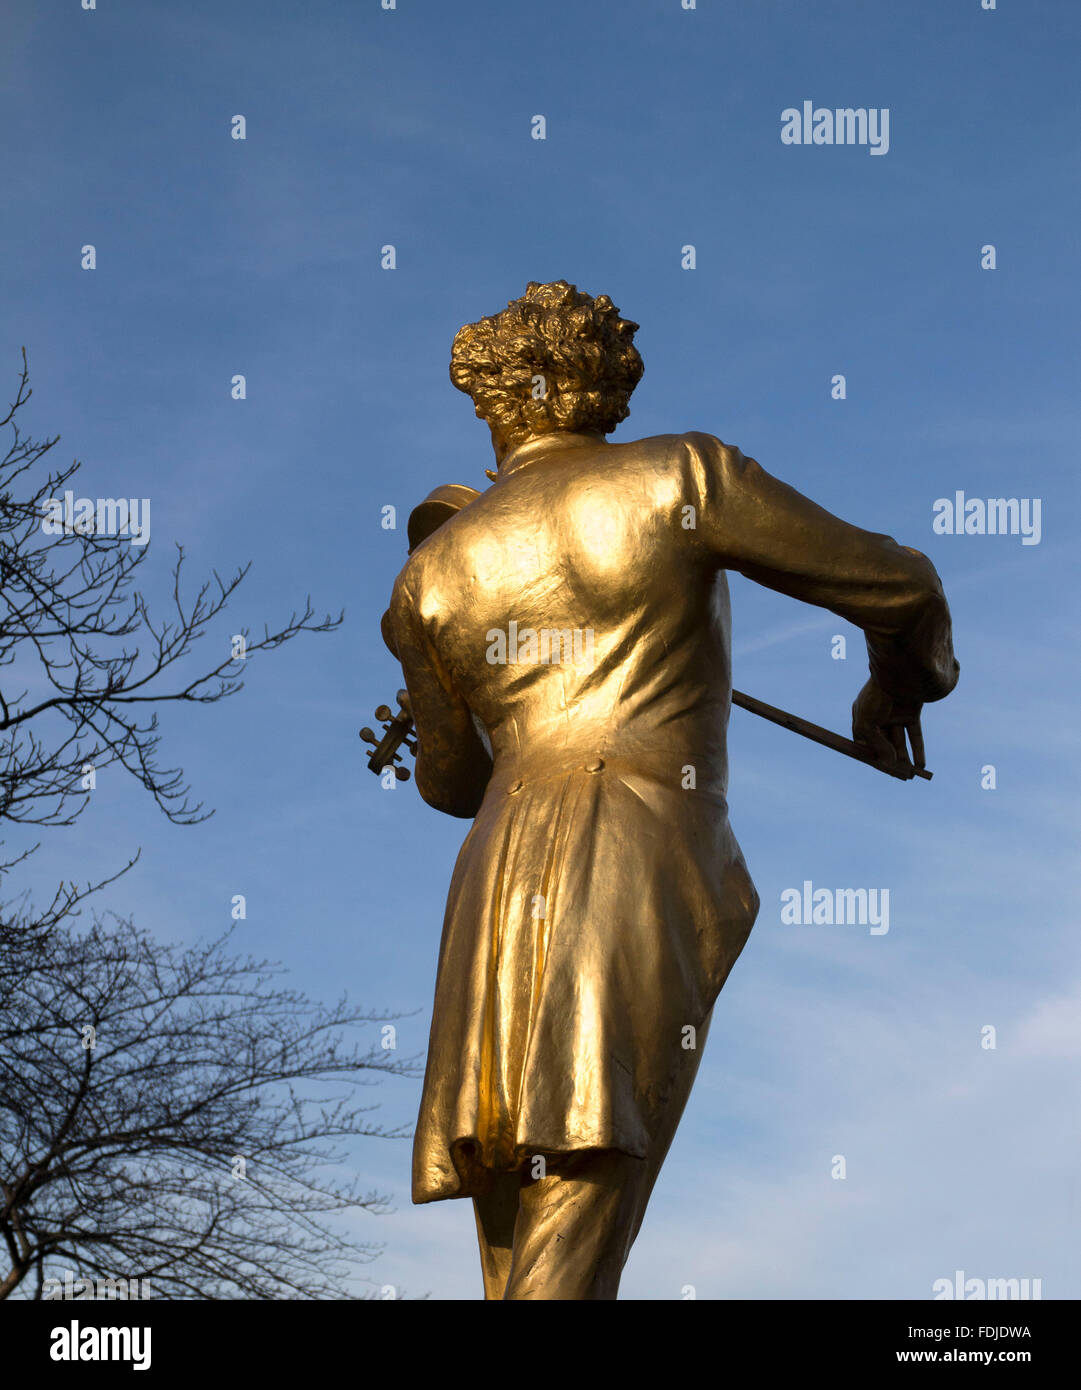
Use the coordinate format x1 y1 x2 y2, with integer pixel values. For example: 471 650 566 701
508 779 523 794
584 758 604 773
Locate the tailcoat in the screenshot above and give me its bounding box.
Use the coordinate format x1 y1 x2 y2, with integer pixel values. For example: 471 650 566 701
388 431 958 1203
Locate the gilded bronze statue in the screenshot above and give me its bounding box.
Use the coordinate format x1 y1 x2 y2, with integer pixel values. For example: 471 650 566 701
373 281 959 1300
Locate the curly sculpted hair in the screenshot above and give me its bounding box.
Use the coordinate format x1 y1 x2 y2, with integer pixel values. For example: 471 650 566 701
449 281 644 441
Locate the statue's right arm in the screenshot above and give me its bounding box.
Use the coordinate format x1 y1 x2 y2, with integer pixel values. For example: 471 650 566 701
388 574 493 819
682 431 960 708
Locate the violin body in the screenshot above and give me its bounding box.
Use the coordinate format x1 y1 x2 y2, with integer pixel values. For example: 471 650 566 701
360 484 481 778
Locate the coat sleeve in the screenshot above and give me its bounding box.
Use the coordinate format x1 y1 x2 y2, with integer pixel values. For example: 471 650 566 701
680 432 959 703
387 569 492 818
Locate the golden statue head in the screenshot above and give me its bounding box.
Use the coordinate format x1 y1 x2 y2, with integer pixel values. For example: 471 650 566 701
449 281 644 447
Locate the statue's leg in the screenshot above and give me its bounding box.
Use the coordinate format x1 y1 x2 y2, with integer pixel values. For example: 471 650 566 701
621 1004 714 1258
501 1006 715 1300
498 1149 648 1300
472 1170 523 1300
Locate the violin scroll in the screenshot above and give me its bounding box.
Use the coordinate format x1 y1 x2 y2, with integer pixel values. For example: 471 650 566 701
359 689 417 780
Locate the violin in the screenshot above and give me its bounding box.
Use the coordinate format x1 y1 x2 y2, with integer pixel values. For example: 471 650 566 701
360 484 481 780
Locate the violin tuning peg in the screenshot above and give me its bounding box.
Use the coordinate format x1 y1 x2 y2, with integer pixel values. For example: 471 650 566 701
405 737 417 755
359 727 375 744
394 765 411 782
374 704 392 722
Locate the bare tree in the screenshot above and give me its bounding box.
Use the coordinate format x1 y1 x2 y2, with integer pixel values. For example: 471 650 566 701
0 914 422 1300
0 355 414 1299
0 348 341 840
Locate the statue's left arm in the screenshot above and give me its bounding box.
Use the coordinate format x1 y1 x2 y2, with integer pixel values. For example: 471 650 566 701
386 572 493 818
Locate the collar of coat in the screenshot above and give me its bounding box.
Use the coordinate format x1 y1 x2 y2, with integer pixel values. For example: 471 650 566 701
497 430 607 478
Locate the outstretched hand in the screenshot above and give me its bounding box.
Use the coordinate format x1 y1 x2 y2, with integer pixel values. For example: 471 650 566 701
852 678 925 771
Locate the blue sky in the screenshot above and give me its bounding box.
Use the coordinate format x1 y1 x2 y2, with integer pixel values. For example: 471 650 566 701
2 0 1078 1298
